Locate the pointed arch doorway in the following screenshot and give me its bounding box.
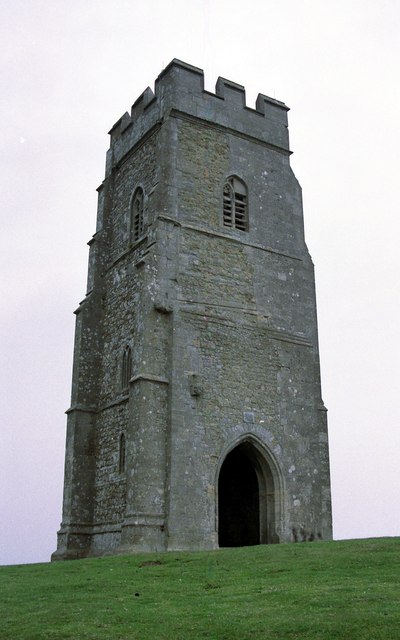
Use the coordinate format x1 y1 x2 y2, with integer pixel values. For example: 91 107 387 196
218 439 280 547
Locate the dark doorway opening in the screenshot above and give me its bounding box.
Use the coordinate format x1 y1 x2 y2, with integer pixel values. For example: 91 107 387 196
218 446 260 547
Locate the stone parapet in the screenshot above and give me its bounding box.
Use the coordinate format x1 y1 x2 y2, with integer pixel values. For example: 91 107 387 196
106 59 290 173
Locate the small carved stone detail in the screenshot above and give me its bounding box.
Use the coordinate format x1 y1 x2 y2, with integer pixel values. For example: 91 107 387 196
243 411 255 423
154 299 173 314
188 373 202 397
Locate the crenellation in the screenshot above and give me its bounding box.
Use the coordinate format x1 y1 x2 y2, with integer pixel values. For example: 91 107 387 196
155 58 204 95
256 93 289 118
131 86 155 120
108 60 291 167
120 111 132 134
215 76 246 107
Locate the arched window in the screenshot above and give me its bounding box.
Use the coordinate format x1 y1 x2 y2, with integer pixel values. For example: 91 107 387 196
223 177 248 231
121 345 132 391
119 433 126 474
130 187 144 242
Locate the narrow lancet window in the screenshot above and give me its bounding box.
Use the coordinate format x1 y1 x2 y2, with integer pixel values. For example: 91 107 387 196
130 187 144 242
223 177 248 231
119 433 126 474
121 345 132 391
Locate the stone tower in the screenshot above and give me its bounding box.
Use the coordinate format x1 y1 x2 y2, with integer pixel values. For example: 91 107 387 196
53 59 332 560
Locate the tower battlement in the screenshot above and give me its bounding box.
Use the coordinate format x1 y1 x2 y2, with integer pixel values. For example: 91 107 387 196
107 59 290 174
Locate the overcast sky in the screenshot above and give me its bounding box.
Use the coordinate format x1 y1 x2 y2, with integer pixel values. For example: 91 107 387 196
1 0 399 565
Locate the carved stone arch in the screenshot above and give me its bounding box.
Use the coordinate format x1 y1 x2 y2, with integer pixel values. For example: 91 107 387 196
216 434 283 546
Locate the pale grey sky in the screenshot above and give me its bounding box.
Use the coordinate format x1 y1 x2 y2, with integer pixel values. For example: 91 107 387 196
1 0 399 565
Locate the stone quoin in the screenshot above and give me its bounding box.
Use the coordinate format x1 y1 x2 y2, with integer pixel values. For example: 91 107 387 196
52 59 332 560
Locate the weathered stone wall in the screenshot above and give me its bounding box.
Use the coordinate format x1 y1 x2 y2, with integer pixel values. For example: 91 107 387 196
163 93 330 547
175 118 306 255
93 404 128 524
89 134 160 532
109 136 158 262
177 121 230 229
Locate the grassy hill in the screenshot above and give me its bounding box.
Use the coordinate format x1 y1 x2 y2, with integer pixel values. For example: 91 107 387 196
1 538 399 639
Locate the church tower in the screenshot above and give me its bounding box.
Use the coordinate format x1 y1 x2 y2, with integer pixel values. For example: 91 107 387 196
53 60 332 559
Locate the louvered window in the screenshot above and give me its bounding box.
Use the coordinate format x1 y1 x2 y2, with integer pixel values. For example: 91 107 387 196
223 177 248 231
131 187 144 242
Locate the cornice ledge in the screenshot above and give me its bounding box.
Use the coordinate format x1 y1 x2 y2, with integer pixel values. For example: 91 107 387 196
130 374 169 385
66 404 97 415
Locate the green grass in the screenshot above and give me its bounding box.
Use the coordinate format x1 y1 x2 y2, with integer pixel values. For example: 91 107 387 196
1 538 399 639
